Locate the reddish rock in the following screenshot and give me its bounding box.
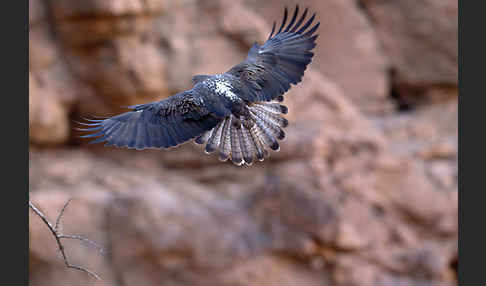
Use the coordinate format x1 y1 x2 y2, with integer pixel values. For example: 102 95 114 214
360 0 458 101
29 73 70 145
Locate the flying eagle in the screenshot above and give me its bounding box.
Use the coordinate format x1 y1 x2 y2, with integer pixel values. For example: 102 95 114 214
78 6 319 166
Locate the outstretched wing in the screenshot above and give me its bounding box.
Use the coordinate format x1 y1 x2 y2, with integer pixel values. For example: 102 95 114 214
77 91 223 149
226 5 319 102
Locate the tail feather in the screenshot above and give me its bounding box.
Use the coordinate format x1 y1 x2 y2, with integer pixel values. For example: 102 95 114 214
248 106 286 140
230 123 244 165
250 105 288 127
205 121 223 153
252 115 280 151
218 116 232 161
253 102 288 114
249 123 269 161
194 101 287 166
240 118 255 165
238 121 253 165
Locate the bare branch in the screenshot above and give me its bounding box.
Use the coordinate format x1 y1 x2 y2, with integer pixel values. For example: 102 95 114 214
58 234 105 255
29 199 102 280
55 198 72 231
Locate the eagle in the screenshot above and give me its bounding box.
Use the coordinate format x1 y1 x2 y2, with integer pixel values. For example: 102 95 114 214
78 5 319 166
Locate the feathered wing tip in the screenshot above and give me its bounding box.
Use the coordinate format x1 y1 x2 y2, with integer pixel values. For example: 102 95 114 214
268 5 320 40
194 101 288 166
75 108 221 150
74 112 171 150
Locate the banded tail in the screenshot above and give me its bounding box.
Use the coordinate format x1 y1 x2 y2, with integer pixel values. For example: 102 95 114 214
194 101 288 166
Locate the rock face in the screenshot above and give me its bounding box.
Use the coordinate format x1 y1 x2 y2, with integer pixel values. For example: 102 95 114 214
359 0 458 105
29 0 458 286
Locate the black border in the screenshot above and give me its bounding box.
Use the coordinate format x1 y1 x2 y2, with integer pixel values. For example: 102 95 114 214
4 0 28 284
459 0 481 285
457 0 462 283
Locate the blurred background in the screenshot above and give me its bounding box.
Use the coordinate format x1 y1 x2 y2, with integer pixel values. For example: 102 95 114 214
29 0 458 285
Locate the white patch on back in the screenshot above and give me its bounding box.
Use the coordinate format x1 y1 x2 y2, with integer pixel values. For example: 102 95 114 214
215 81 238 101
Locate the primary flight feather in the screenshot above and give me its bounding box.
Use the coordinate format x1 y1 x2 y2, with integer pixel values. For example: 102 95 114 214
78 5 319 166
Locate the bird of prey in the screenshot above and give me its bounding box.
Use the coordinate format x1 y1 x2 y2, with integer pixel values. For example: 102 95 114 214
78 5 319 166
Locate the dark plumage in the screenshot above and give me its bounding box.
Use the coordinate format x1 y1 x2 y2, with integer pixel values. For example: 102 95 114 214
77 5 319 166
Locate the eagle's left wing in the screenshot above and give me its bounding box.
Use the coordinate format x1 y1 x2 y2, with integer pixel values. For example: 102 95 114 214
77 91 223 149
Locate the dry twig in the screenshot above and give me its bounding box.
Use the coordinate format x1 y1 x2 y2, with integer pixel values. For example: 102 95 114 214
29 199 103 280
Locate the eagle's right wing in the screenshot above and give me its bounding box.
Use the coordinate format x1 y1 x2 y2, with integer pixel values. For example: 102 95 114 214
225 5 319 102
77 91 223 149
